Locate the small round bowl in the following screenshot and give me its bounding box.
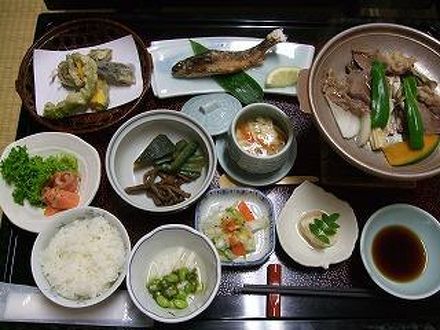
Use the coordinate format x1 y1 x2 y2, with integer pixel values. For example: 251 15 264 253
106 110 217 213
126 224 221 323
360 204 440 300
227 103 295 174
31 206 131 308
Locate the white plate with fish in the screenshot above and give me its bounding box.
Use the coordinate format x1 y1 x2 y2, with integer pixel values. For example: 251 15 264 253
0 132 101 233
277 181 358 269
148 30 315 99
195 188 275 266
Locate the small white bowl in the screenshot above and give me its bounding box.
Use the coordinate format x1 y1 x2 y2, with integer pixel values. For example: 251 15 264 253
126 224 221 323
31 206 131 308
227 103 295 174
0 132 101 233
360 204 440 300
106 110 217 213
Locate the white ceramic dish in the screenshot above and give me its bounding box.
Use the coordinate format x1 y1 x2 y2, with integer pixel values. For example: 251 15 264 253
148 36 315 99
216 135 297 187
105 110 217 213
277 181 358 269
126 224 221 323
0 132 101 233
195 188 275 266
360 204 440 300
31 206 131 308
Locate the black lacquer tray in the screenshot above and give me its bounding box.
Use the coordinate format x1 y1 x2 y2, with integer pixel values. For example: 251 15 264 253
1 11 440 329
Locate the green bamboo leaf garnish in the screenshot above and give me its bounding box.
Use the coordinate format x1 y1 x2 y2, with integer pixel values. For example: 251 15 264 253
309 213 340 244
189 40 264 105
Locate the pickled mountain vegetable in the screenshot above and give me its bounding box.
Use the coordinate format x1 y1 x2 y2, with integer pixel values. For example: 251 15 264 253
134 134 176 169
202 201 268 260
126 134 206 206
147 267 203 309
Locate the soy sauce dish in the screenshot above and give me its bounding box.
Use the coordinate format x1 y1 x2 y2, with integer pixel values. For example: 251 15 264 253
360 204 440 300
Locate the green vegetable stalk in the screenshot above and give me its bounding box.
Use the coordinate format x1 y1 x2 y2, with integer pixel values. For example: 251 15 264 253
402 76 424 150
370 61 390 129
190 40 263 105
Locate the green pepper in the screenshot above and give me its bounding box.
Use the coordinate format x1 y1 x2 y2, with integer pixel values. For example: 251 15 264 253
370 61 390 129
402 76 424 150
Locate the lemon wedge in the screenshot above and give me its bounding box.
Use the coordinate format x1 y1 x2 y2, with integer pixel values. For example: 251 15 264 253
265 66 300 88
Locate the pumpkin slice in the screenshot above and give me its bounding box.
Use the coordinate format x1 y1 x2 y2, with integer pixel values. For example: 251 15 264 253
382 135 439 166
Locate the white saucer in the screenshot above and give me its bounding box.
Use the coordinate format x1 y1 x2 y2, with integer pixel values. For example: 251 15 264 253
216 135 297 187
181 93 242 136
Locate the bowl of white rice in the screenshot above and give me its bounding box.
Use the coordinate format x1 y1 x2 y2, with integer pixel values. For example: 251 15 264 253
31 206 131 308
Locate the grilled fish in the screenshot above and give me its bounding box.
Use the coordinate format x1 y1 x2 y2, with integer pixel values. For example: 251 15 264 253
172 29 287 78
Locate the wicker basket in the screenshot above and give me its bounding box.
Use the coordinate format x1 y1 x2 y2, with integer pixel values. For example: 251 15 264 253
16 18 151 134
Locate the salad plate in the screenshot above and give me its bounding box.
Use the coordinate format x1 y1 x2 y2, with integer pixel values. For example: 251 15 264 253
215 135 297 187
195 188 275 266
0 132 101 233
277 181 358 269
148 37 315 99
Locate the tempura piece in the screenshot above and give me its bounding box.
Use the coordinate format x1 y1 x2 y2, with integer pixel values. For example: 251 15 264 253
88 48 112 62
97 62 135 86
44 54 98 119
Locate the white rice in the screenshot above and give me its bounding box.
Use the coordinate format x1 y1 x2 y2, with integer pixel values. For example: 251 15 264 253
41 215 126 300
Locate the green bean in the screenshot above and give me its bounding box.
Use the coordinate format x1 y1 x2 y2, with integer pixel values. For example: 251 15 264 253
173 299 188 309
164 273 179 283
177 267 189 282
155 295 171 308
163 286 178 299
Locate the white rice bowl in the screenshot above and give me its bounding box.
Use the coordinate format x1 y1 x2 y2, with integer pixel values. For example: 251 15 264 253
31 207 131 308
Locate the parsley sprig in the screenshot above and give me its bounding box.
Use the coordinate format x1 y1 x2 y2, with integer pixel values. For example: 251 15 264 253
309 213 340 245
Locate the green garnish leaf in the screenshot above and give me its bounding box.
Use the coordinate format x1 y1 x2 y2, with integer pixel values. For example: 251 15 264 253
308 212 340 244
189 40 264 105
0 146 78 207
317 235 330 245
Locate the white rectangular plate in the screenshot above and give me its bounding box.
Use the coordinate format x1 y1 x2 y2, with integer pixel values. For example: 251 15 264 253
148 36 315 99
33 35 143 116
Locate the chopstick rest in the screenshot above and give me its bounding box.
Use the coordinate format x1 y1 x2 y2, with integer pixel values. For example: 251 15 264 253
266 263 282 318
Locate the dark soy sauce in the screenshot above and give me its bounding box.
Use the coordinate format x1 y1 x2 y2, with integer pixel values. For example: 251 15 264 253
372 225 426 282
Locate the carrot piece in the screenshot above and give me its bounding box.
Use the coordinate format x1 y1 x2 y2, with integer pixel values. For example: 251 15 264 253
222 218 239 233
231 241 246 256
237 201 254 221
